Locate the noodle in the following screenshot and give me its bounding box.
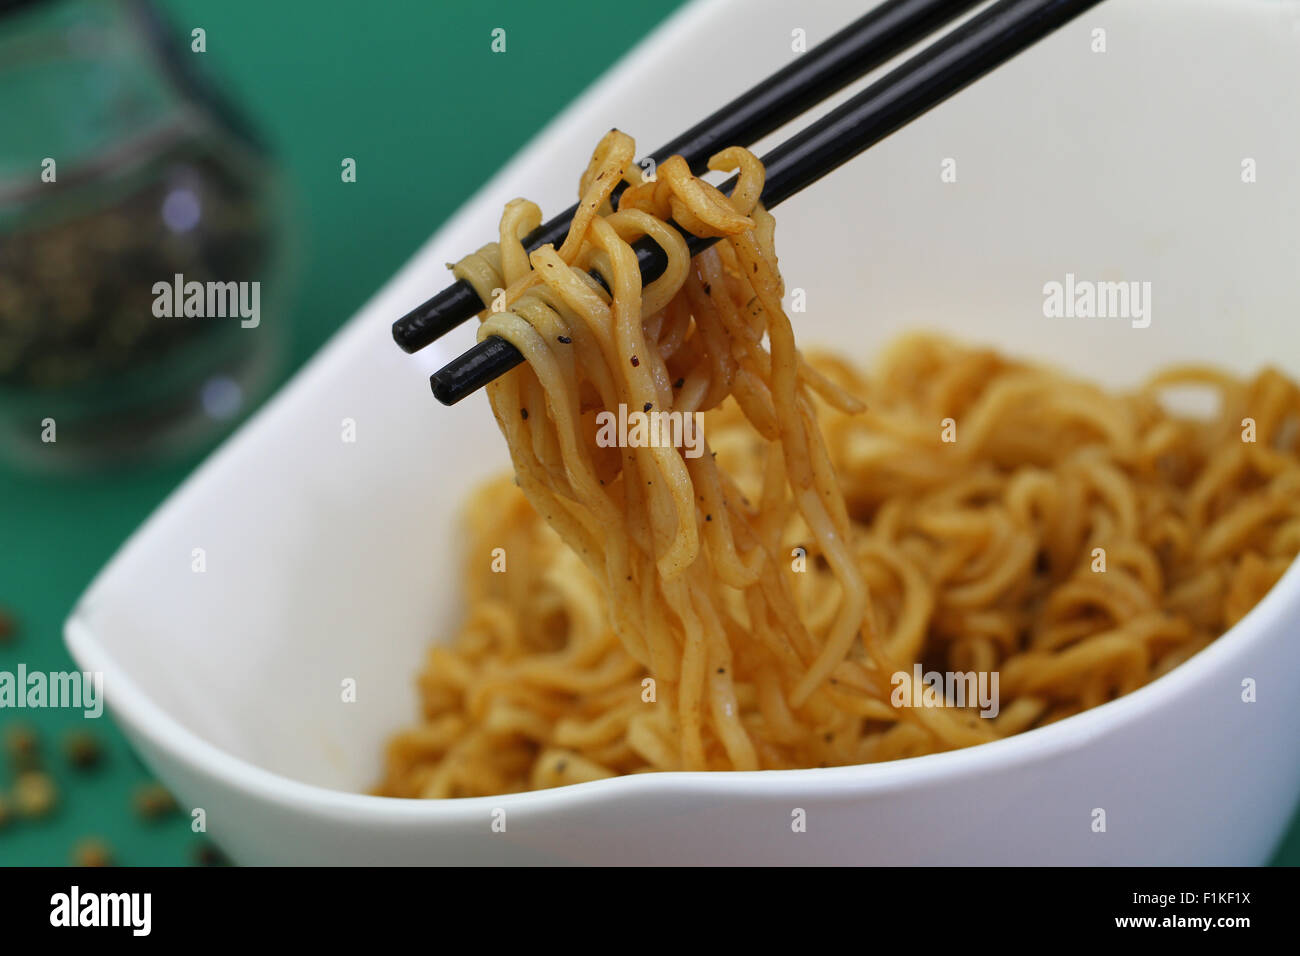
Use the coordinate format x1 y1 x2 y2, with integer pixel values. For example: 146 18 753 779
377 133 1300 798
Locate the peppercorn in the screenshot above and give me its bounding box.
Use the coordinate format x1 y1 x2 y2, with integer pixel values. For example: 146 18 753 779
72 838 113 867
193 841 232 866
4 724 40 770
13 771 57 818
63 729 103 770
132 782 178 820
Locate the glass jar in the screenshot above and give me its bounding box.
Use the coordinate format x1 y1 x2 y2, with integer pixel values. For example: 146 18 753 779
0 0 289 471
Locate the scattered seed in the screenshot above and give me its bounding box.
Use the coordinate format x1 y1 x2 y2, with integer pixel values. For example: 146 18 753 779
132 782 178 820
63 730 103 770
520 408 528 420
557 335 571 344
4 724 39 769
14 771 57 818
72 838 113 867
630 355 639 367
194 842 232 866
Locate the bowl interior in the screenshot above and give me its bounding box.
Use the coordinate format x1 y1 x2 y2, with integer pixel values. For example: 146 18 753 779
69 0 1300 794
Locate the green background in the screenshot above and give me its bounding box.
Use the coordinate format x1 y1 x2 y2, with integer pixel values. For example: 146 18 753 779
1 0 1297 866
0 0 693 866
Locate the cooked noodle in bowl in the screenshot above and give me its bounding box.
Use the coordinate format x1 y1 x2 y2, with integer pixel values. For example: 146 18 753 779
378 133 1300 799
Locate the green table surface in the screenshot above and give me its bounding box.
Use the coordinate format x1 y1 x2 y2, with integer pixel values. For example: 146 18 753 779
1 0 1297 866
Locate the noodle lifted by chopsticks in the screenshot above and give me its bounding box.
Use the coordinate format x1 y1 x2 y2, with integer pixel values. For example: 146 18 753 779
379 133 1300 797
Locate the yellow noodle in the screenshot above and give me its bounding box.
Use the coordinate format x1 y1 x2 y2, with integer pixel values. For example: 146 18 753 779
376 135 1300 798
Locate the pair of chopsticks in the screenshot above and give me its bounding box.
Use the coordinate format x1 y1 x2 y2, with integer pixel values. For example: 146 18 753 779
396 0 1103 406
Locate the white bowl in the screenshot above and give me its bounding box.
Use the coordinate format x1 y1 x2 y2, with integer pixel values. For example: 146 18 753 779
66 0 1300 864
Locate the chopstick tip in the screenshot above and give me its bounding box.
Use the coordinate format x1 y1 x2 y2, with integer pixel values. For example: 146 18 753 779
429 371 460 406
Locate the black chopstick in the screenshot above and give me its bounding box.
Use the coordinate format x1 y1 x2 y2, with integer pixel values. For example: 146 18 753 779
392 0 983 355
429 0 1104 406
